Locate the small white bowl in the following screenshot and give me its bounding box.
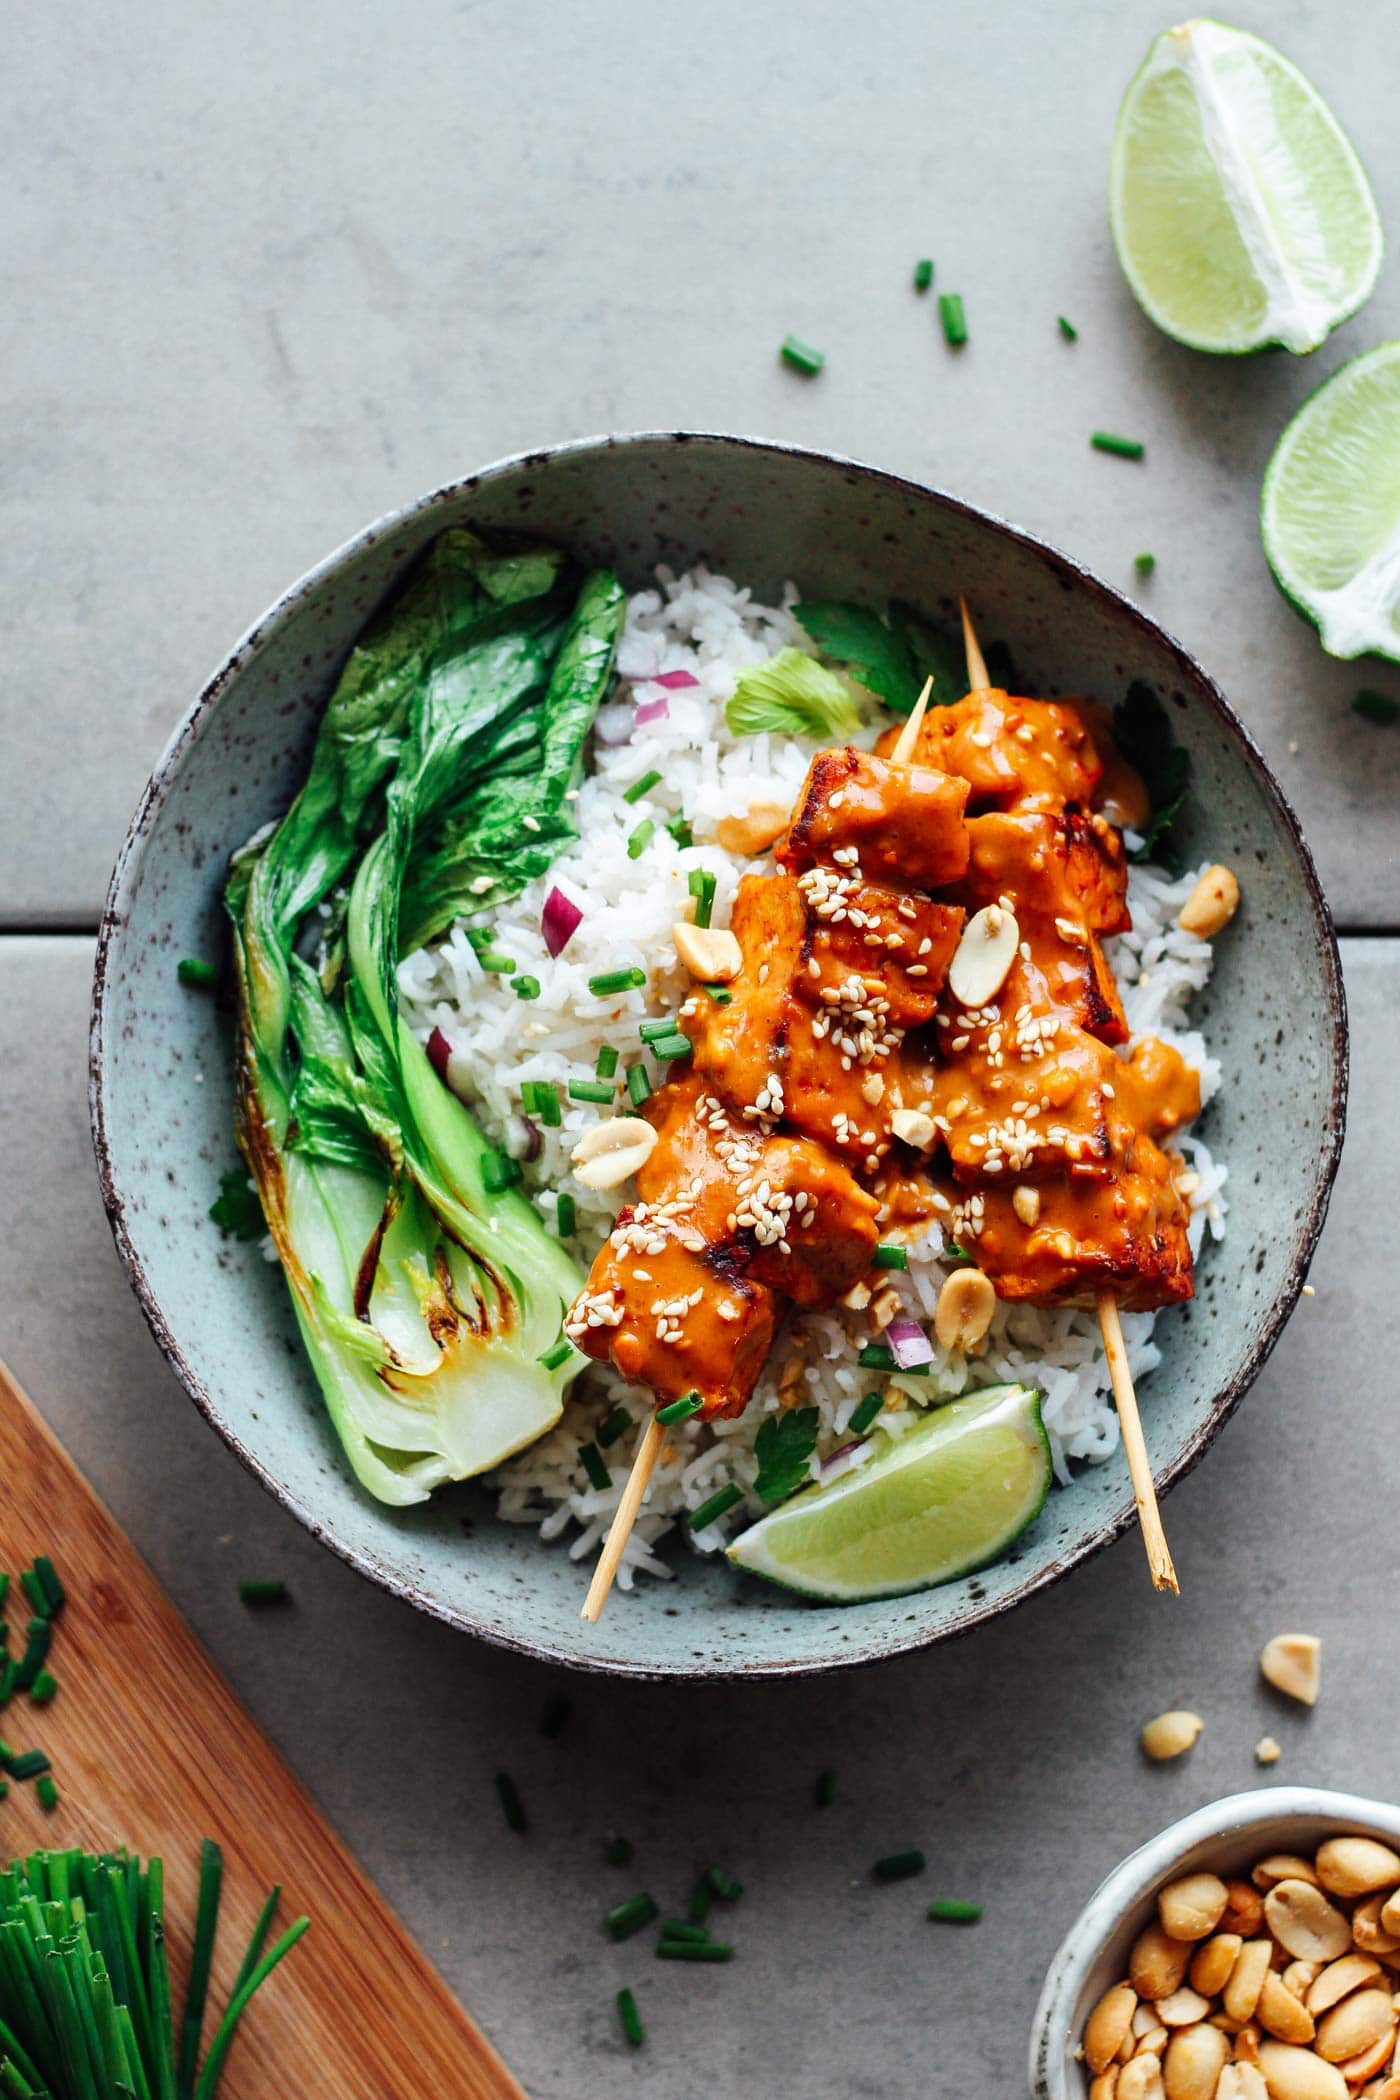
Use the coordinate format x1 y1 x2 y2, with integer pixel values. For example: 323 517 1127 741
1029 1786 1400 2098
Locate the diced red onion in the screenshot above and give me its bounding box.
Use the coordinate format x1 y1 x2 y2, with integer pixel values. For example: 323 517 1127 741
427 1028 453 1081
650 669 700 691
632 694 670 726
542 885 582 958
887 1316 934 1369
510 1114 543 1164
821 1440 861 1473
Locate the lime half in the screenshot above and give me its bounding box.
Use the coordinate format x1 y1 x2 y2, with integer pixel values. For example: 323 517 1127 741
1109 20 1381 355
726 1385 1050 1603
1263 342 1400 662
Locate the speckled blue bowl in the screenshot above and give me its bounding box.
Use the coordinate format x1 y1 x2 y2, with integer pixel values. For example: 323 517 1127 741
89 433 1347 1679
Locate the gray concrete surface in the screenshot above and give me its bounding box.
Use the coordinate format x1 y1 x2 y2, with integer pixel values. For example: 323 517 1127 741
7 4 1400 2094
2 938 1396 2097
6 0 1400 932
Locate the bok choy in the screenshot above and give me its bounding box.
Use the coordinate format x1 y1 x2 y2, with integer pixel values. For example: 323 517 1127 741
225 529 624 1504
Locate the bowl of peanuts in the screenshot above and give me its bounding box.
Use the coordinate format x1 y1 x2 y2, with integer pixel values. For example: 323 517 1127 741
1030 1788 1400 2100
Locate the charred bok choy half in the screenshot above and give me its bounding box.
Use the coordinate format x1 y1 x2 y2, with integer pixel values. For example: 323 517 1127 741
226 530 624 1505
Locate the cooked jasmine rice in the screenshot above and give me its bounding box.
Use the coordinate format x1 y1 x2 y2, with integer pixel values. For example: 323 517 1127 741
397 567 1227 1589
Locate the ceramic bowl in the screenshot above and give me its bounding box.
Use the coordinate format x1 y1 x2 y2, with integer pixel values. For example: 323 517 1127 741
1030 1786 1400 2097
89 431 1346 1678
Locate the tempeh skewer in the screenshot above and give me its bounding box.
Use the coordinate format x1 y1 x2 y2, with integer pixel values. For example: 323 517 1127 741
954 602 1177 1595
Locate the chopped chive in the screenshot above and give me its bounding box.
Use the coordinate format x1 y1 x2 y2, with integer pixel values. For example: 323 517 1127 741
12 1621 50 1691
639 1016 682 1042
539 1338 575 1373
27 1670 57 1706
464 925 495 953
1091 431 1145 460
626 1063 652 1108
913 257 934 292
0 1573 8 1608
1057 314 1078 341
815 1769 837 1808
702 984 732 1005
928 1897 983 1922
873 1848 926 1882
237 1580 288 1607
627 820 655 860
656 1392 702 1426
623 769 662 804
704 1865 743 1902
658 1920 709 1943
556 1191 577 1237
687 868 717 928
34 1775 58 1813
605 1892 659 1941
477 952 516 973
1134 552 1156 576
0 1780 7 1801
540 1694 572 1740
596 1043 619 1078
872 1244 908 1270
597 1405 632 1449
780 334 824 376
656 1941 734 1962
686 1483 744 1532
649 1033 692 1063
606 1836 634 1867
579 1442 611 1491
19 1569 47 1618
520 1079 540 1116
0 1659 13 1702
944 1241 971 1262
666 815 693 848
616 1986 644 2048
938 293 967 346
31 1557 64 1615
512 974 542 1000
857 1343 928 1374
495 1770 527 1834
849 1391 884 1436
177 957 219 989
1353 688 1400 725
568 1078 616 1104
687 1876 712 1925
482 1149 522 1193
529 1080 562 1127
6 1750 50 1781
589 966 647 997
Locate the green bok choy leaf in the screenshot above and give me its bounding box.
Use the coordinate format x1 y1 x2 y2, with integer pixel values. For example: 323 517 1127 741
225 530 624 1504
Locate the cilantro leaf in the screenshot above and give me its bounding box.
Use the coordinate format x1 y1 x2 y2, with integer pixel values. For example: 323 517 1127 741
887 601 968 710
725 650 862 740
794 601 919 711
1112 681 1191 865
752 1406 821 1506
209 1168 265 1241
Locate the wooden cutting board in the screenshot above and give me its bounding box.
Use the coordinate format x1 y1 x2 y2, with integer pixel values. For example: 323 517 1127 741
0 1362 526 2100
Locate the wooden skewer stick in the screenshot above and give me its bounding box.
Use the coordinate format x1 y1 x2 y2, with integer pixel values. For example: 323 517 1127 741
957 598 1178 1596
583 676 939 1621
1096 1290 1179 1594
889 675 934 767
581 1414 667 1622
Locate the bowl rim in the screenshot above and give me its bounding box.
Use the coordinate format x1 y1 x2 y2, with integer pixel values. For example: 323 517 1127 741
88 428 1350 1679
1028 1785 1400 2098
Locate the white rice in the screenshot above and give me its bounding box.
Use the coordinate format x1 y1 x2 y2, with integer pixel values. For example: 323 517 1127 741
398 568 1228 1589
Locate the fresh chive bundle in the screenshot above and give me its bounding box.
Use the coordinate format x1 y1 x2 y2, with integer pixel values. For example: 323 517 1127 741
655 1392 702 1426
0 1841 307 2100
685 1483 743 1532
236 1581 287 1607
848 1392 884 1436
588 966 647 997
1091 431 1145 460
605 1893 659 1942
928 1897 983 1922
913 258 934 292
177 957 220 989
938 293 967 346
873 1848 926 1882
687 869 717 929
779 335 824 377
623 770 662 805
871 1244 907 1270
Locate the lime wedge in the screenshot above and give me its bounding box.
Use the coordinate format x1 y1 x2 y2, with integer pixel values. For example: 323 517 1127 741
1109 20 1381 355
726 1385 1050 1603
1262 341 1400 661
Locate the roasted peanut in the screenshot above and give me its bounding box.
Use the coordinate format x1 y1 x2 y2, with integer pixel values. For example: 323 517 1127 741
890 1107 936 1149
1316 1840 1400 1900
1159 1873 1230 1942
1012 1183 1041 1226
1307 1954 1383 2017
1130 1923 1191 2001
1260 1633 1321 1707
1191 1934 1244 1997
1281 1961 1321 2001
1353 1895 1400 1957
714 800 788 856
1178 864 1240 938
1314 1990 1396 2065
1224 1942 1275 2024
570 1115 657 1189
672 921 742 982
948 903 1019 1007
1225 1882 1267 1938
1162 2021 1229 2100
933 1266 996 1351
1381 1891 1400 1939
1088 2073 1119 2100
1117 2054 1165 2100
1266 1882 1353 1964
1157 1989 1212 2027
1141 1712 1206 1763
1215 2068 1267 2100
1255 2041 1348 2099
1333 2027 1397 2087
1257 1970 1316 2045
1087 1985 1140 2074
1255 1856 1322 1893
